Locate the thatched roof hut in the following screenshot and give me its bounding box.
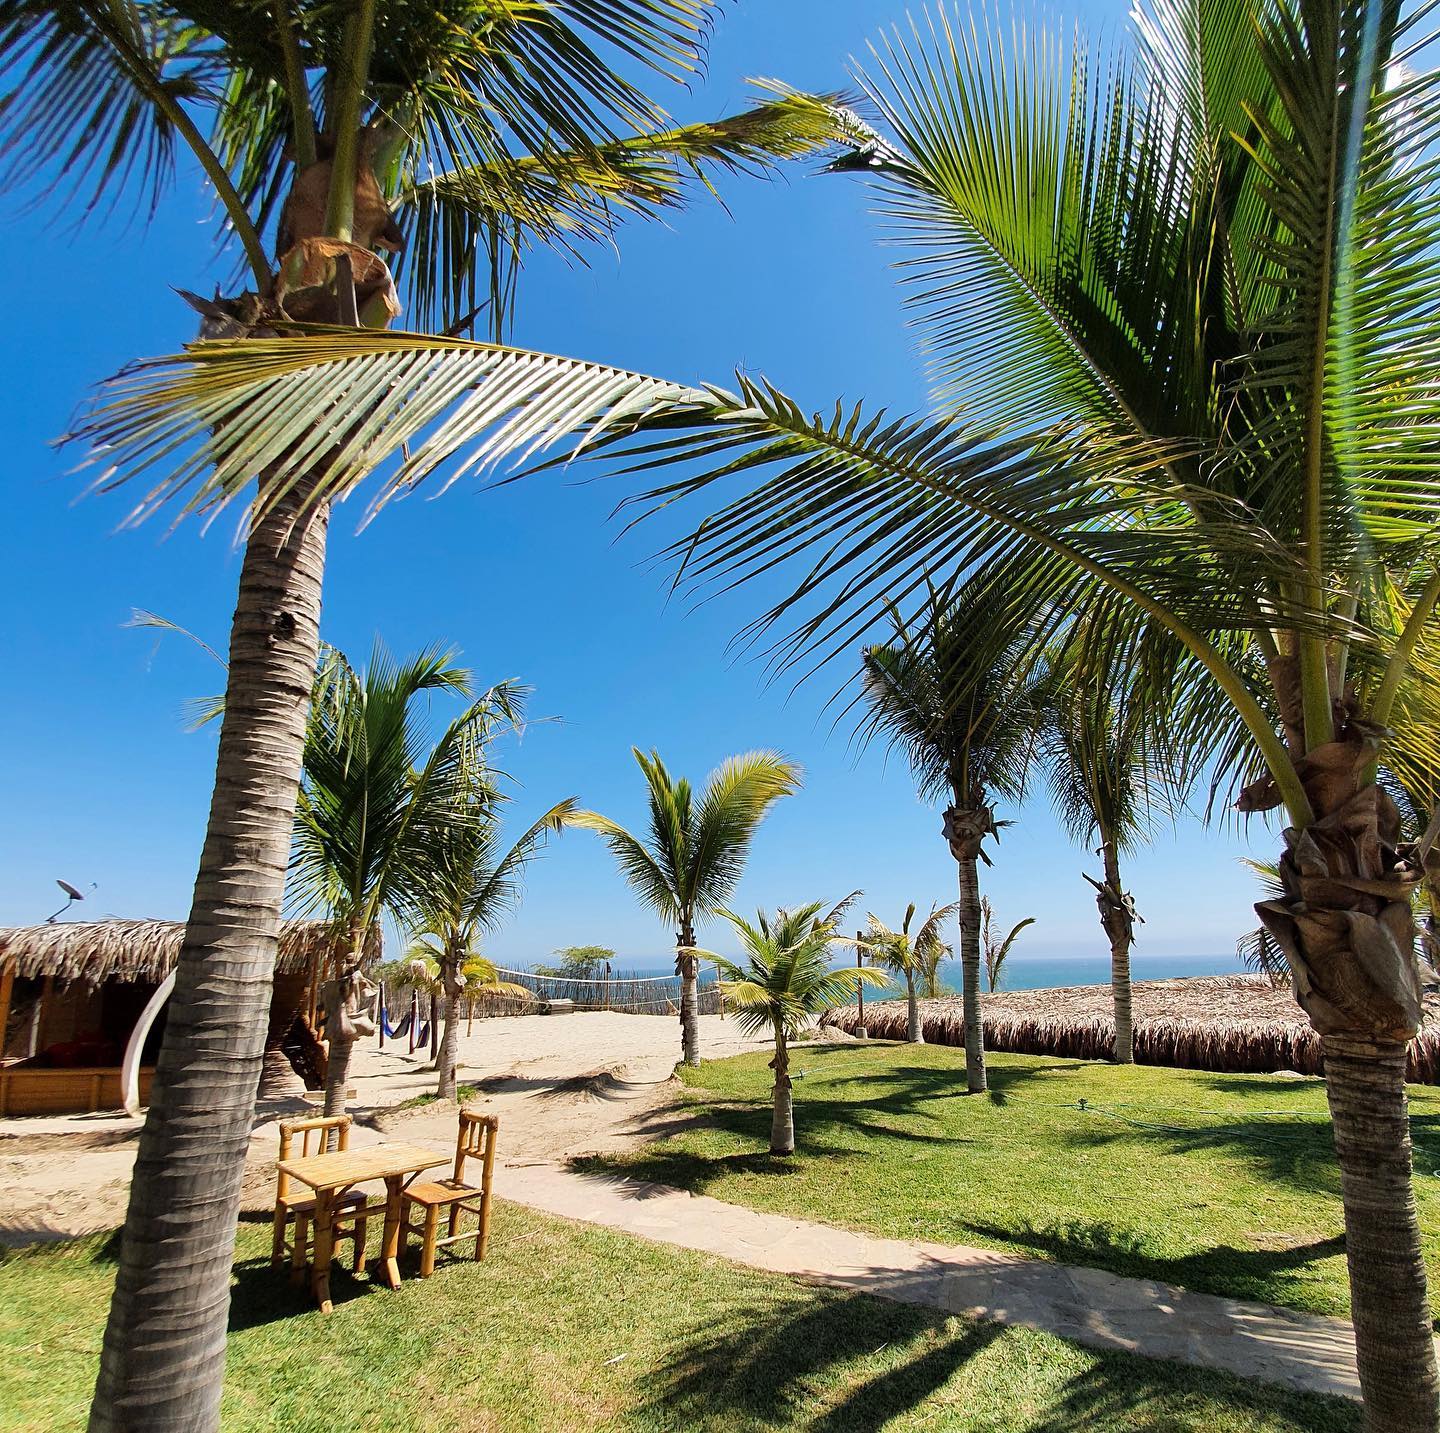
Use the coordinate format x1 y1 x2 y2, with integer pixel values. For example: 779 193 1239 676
0 918 376 985
0 918 380 1114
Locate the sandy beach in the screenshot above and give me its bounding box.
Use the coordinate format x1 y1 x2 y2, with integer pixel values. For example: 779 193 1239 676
0 1011 773 1245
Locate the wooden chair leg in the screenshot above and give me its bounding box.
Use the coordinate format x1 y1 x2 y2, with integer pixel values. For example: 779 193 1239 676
351 1214 368 1273
447 1204 461 1240
289 1211 310 1287
271 1208 288 1267
478 1127 497 1260
420 1205 440 1278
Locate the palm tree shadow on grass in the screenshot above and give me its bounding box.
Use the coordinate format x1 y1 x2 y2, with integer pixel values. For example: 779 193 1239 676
960 1216 1347 1312
1050 1104 1343 1197
642 1288 1004 1429
641 1286 1357 1432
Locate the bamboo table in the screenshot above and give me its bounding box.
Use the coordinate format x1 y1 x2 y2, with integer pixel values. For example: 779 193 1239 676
278 1141 449 1312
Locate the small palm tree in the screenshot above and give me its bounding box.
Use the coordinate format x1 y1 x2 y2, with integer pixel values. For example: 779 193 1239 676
980 898 1035 993
1035 643 1168 1061
573 749 800 1066
703 903 887 1154
291 646 524 1119
857 902 960 1042
408 788 575 1100
860 583 1039 1090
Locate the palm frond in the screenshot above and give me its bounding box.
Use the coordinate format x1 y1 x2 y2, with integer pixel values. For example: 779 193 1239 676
403 83 856 335
68 327 705 530
689 750 802 913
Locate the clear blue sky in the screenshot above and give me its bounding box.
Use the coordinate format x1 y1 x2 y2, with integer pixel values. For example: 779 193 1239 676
0 0 1280 966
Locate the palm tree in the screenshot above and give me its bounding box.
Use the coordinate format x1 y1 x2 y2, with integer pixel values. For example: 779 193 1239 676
980 899 1035 993
408 788 575 1100
703 903 887 1154
860 585 1038 1091
291 645 523 1120
1034 646 1168 1061
4 9 847 1424
857 901 960 1041
584 0 1440 1419
572 749 801 1066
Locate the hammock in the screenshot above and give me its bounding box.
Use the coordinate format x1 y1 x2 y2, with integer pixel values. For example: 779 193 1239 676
415 1018 432 1046
381 1007 413 1040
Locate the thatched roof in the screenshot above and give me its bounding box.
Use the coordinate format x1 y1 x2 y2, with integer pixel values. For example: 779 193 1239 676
0 919 378 986
824 974 1440 1083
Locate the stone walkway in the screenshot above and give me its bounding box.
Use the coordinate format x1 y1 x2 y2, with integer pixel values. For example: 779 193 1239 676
497 1162 1367 1400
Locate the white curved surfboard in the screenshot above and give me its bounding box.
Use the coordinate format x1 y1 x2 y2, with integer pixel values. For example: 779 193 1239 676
121 969 175 1117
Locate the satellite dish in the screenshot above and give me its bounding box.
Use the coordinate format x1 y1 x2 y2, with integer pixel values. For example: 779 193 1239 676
45 879 93 923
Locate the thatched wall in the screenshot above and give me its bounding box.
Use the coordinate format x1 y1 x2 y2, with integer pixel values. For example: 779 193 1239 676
822 975 1440 1084
0 918 377 987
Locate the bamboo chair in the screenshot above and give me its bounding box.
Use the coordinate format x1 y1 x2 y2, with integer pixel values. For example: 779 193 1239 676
270 1114 372 1281
401 1109 498 1277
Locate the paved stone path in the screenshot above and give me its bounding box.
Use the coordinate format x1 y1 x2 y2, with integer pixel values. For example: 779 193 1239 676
497 1162 1367 1400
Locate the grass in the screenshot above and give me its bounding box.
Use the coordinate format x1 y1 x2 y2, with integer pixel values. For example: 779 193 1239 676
580 1042 1440 1321
0 1205 1356 1432
394 1082 480 1111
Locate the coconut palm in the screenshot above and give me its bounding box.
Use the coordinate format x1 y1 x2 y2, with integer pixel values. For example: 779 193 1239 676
572 749 801 1066
703 903 887 1154
1034 644 1170 1061
860 584 1039 1090
580 0 1440 1418
980 899 1035 993
408 789 575 1100
3 9 846 1423
857 901 960 1041
291 645 524 1120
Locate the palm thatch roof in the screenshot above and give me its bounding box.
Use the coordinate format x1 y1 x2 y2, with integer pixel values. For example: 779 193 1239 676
823 975 1440 1083
0 919 378 986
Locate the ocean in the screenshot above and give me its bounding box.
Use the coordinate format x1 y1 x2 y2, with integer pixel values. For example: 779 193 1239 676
533 951 1250 995
954 951 1249 994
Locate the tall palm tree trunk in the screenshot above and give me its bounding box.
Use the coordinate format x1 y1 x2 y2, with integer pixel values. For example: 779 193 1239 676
437 955 463 1101
956 854 987 1094
90 479 328 1433
945 803 991 1095
770 1028 794 1154
322 919 366 1125
1323 1037 1438 1431
678 925 700 1068
1097 840 1135 1064
1256 768 1439 1430
904 971 924 1042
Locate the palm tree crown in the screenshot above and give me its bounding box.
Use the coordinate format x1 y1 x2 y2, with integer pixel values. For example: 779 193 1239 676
290 644 523 938
861 583 1038 820
710 903 888 1039
572 747 802 930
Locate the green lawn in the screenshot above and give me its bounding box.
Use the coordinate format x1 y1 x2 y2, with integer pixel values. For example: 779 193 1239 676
0 1203 1355 1432
581 1042 1440 1321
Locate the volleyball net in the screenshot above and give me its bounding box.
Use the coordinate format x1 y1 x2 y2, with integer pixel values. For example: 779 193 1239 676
486 965 723 1015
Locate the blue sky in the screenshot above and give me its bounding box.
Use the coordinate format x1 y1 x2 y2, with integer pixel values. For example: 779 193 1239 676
0 0 1280 965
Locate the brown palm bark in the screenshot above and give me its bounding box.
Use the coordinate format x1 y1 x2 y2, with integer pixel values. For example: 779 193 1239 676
436 952 463 1101
89 477 328 1432
678 925 700 1068
903 969 924 1042
945 803 991 1095
1089 838 1138 1064
770 1028 794 1154
1253 725 1440 1432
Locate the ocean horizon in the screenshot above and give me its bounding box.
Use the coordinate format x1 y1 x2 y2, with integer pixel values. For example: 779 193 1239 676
513 951 1253 993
